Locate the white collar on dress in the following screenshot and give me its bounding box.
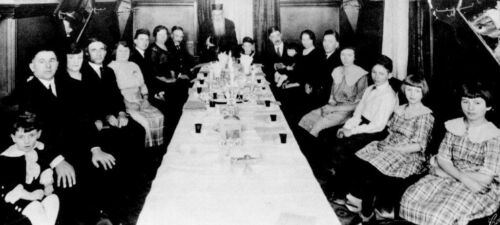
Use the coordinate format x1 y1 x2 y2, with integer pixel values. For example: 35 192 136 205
1 142 44 157
331 65 367 86
394 104 432 119
445 117 500 143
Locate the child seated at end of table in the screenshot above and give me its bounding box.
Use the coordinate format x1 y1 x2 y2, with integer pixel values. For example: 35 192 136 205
0 111 59 225
275 42 300 88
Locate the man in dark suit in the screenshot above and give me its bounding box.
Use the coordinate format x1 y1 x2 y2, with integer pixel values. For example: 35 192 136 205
80 38 146 224
129 29 162 101
316 29 342 105
262 26 289 87
165 26 195 127
198 3 238 62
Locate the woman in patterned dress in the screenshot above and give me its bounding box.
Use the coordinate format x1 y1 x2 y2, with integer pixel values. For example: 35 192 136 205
336 75 434 222
400 81 500 225
109 41 165 148
298 47 368 137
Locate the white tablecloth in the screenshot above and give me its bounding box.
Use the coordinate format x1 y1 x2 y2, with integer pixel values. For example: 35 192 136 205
137 84 341 225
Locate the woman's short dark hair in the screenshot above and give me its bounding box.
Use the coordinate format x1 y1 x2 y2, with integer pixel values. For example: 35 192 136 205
134 28 151 40
11 111 40 134
402 74 429 97
300 29 316 43
111 41 130 60
242 37 254 44
460 81 494 107
65 43 83 55
373 55 393 73
152 25 169 39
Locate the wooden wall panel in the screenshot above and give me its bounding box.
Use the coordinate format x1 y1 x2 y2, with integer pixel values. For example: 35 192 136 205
133 1 197 55
280 1 340 45
0 18 16 99
15 16 61 85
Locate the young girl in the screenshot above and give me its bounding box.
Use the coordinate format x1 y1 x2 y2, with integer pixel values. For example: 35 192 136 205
274 42 300 88
0 112 59 225
337 75 434 222
400 81 500 225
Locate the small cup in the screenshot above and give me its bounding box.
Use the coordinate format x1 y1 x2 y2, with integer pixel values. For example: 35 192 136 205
195 123 202 133
209 101 216 108
196 87 202 94
279 133 287 144
199 79 205 85
270 114 277 122
265 100 271 107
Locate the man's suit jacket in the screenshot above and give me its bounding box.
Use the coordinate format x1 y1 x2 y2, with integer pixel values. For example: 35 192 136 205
263 42 290 83
130 48 160 95
198 18 238 62
317 49 342 103
167 39 195 78
80 62 125 122
17 74 72 165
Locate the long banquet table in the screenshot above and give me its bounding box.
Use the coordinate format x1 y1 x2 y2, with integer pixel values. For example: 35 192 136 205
137 72 341 225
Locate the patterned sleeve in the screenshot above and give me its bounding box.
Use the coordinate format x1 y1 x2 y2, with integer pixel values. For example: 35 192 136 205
408 114 435 152
437 131 454 163
479 137 500 178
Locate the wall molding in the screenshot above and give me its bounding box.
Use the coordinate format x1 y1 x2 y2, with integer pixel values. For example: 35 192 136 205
133 0 195 7
280 0 341 7
0 3 57 19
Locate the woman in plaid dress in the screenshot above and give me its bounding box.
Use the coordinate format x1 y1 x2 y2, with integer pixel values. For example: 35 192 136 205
335 75 434 222
109 41 165 148
400 81 500 225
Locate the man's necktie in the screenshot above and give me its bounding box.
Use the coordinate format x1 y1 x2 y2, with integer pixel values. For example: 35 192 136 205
99 67 104 78
48 83 56 97
276 47 281 57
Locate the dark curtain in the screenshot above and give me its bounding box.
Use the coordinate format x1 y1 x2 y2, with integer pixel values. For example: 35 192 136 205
408 0 431 78
352 1 384 71
253 0 280 54
197 0 215 54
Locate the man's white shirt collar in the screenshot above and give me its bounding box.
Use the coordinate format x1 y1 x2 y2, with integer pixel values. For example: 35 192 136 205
37 77 56 96
89 62 103 77
135 47 145 58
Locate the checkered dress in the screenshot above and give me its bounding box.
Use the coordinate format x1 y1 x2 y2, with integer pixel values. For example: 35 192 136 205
128 105 164 148
356 106 434 178
400 125 500 225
